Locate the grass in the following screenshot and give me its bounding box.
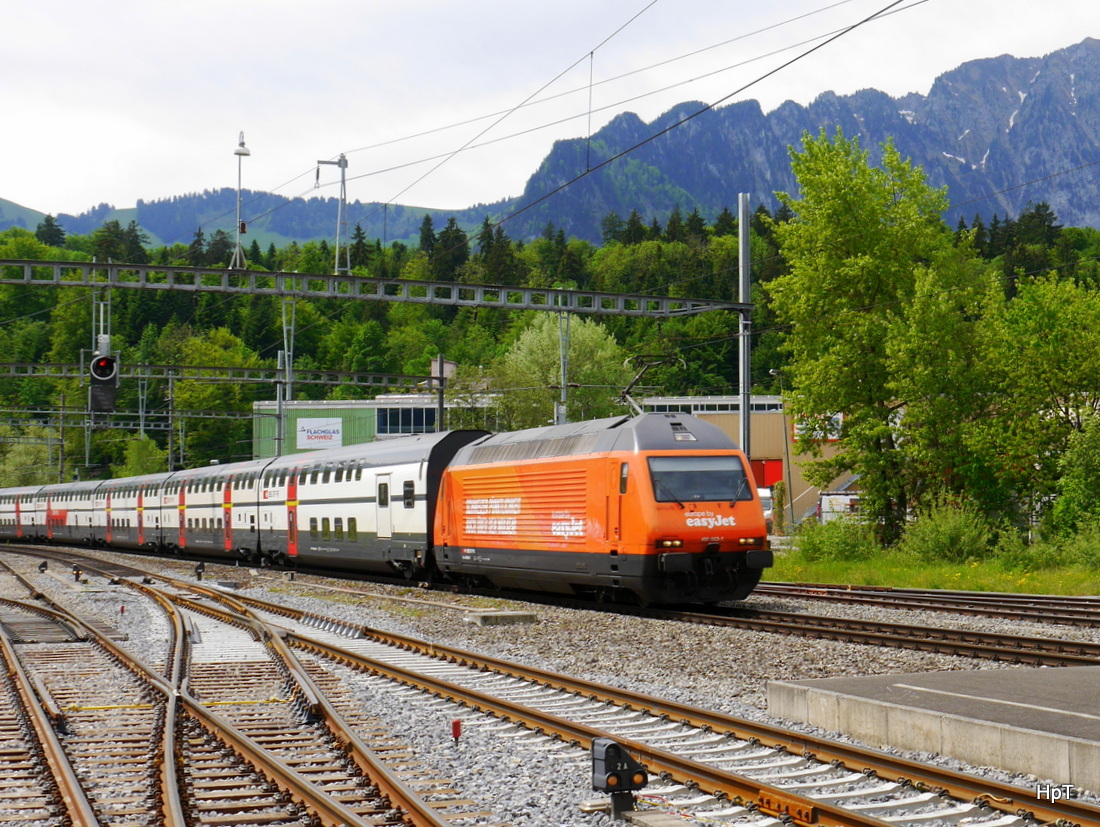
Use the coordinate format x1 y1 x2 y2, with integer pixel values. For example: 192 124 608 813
770 546 1100 595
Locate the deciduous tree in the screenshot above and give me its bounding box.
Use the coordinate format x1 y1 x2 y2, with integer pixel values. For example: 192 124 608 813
769 129 962 543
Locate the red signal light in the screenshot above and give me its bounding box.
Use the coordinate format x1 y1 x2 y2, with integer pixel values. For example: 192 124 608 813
90 355 118 382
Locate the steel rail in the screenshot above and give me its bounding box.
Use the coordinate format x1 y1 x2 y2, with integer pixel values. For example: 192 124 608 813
127 578 456 827
5 556 414 827
112 572 890 827
630 604 1100 667
286 631 893 827
756 582 1100 626
0 570 190 827
203 588 1100 827
291 628 1100 827
0 625 102 826
118 583 379 827
10 550 1099 824
133 583 192 827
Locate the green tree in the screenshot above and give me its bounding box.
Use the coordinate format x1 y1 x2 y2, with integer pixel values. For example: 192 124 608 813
622 210 648 245
247 239 264 266
1050 414 1100 535
600 211 625 244
164 327 263 464
488 314 632 430
35 214 66 247
684 208 708 242
975 274 1100 518
0 425 60 487
122 221 150 263
113 435 168 477
769 129 958 543
433 217 469 282
712 206 737 237
205 230 233 267
91 220 127 261
349 222 371 270
664 205 684 242
418 214 436 255
186 228 207 266
886 239 1004 516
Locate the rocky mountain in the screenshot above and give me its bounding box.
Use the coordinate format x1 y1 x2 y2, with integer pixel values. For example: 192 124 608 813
509 37 1100 242
4 38 1099 247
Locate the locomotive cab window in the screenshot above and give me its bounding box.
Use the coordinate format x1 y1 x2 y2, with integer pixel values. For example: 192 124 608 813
403 481 415 508
647 456 753 503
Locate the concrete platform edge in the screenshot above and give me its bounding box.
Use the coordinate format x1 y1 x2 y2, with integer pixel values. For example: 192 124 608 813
768 680 1100 792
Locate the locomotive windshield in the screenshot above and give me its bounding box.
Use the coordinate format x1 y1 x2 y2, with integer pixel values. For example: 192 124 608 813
647 455 753 503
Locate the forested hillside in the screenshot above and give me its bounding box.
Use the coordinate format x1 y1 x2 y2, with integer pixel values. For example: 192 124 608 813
4 129 1100 558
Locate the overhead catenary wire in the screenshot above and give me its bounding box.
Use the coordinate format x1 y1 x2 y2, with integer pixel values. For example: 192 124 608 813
191 1 915 242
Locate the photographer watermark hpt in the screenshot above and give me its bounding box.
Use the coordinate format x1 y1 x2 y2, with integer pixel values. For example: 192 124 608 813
1036 783 1075 802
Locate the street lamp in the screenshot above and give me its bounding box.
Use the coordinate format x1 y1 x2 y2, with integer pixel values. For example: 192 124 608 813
230 131 250 269
770 368 796 530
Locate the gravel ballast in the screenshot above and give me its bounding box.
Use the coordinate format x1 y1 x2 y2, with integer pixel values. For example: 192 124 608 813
7 551 1097 825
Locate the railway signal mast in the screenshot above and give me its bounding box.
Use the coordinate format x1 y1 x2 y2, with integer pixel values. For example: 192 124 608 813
89 291 118 413
316 153 350 275
230 132 250 270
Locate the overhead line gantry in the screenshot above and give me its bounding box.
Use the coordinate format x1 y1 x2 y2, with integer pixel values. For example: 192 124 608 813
0 259 749 318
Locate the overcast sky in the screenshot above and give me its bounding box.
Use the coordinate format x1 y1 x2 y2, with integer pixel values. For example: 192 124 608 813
2 0 1095 221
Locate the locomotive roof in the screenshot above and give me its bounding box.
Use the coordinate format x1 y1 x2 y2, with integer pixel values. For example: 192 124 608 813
453 413 739 466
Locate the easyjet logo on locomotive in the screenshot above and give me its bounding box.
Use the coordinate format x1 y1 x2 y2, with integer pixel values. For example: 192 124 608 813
684 510 737 528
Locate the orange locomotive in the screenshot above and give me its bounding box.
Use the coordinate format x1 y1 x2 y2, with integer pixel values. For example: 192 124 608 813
434 413 771 604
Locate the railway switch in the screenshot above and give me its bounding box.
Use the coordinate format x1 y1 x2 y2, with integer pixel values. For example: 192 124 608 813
592 737 647 819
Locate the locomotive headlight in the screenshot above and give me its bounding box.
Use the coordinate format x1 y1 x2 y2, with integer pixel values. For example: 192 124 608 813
657 539 684 548
739 537 765 546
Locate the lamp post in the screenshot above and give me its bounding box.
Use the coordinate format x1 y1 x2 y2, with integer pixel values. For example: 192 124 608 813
230 131 250 269
770 368 796 531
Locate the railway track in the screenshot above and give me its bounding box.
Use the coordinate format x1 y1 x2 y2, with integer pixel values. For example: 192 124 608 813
227 591 1100 827
756 582 1100 626
5 546 1099 826
0 553 496 826
652 604 1100 667
23 545 1099 667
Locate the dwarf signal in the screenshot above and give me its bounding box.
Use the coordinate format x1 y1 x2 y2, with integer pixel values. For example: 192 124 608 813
592 738 648 819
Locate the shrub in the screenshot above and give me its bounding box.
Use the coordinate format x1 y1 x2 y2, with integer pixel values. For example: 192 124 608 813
1058 515 1100 568
795 517 879 562
896 499 992 563
992 526 1067 572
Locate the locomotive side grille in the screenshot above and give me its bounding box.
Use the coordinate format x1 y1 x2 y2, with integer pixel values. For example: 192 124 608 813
458 468 588 543
465 433 600 466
